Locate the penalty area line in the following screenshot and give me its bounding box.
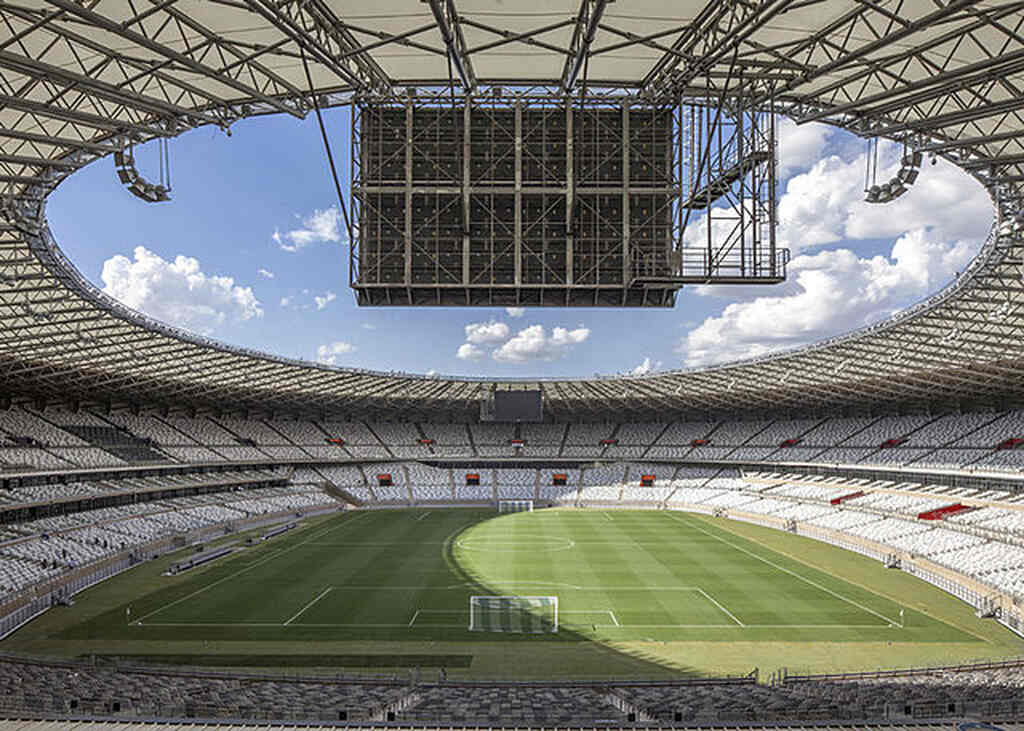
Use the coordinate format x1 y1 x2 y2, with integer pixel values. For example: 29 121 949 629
284 587 333 626
697 588 745 627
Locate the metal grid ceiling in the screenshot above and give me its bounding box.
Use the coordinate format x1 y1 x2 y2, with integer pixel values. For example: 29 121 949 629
0 0 1021 421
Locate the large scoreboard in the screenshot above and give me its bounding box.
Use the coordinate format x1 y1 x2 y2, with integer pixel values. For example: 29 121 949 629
350 91 784 308
351 93 681 307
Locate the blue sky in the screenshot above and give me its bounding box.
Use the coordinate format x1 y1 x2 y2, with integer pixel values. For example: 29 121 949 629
46 109 993 378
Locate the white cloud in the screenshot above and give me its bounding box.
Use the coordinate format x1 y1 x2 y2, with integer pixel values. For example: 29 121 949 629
361 323 377 330
257 268 275 279
465 321 510 344
456 342 485 361
505 307 525 318
631 357 661 376
275 207 342 252
777 118 831 178
777 149 990 254
677 137 991 367
684 143 992 312
684 145 989 266
314 291 337 310
315 341 356 365
492 324 590 363
279 296 293 308
101 246 262 335
679 228 978 367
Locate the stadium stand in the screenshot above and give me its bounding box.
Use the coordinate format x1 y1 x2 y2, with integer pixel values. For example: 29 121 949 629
494 468 536 499
1 3 1024 725
0 482 334 600
0 654 1022 723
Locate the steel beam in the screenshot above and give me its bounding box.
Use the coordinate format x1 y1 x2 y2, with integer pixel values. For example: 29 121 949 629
562 0 608 93
0 93 166 137
427 0 475 91
0 48 221 128
244 0 389 92
42 0 303 118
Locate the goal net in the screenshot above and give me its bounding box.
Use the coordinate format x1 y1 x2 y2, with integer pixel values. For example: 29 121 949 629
498 499 533 513
469 595 558 633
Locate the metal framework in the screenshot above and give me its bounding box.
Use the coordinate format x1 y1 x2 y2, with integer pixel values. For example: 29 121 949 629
350 86 783 306
0 0 1020 420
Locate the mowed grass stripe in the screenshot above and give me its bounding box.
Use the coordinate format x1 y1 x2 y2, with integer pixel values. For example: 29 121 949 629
299 510 479 627
668 513 900 626
134 511 373 625
60 508 980 649
155 510 399 625
674 512 921 628
603 511 739 627
653 517 878 628
573 511 681 627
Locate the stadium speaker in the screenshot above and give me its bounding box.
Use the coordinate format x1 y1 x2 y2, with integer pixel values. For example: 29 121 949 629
674 711 683 722
864 142 921 204
338 710 348 721
627 712 636 722
387 711 396 721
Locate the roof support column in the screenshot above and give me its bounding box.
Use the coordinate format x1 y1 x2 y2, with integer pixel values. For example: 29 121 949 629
622 101 631 289
462 99 472 287
562 0 608 93
404 97 413 286
514 97 523 287
427 0 476 91
566 102 574 286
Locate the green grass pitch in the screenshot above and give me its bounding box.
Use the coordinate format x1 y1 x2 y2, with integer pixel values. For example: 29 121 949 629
7 508 1024 678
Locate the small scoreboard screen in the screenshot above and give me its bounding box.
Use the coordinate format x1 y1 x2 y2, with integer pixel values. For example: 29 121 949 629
493 390 543 422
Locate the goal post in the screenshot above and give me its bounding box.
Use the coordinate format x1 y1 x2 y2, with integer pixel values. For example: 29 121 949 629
468 595 558 633
498 499 534 513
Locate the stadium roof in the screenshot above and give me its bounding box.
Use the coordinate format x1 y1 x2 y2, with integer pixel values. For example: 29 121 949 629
0 0 1022 421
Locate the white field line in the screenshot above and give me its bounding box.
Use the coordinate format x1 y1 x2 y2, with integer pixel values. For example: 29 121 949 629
300 538 706 547
135 511 371 625
139 622 470 628
407 609 420 627
609 610 620 627
697 589 745 627
668 513 899 626
602 512 614 522
303 541 448 546
598 623 893 629
283 587 333 626
415 512 432 522
464 580 586 589
255 583 710 591
138 621 893 630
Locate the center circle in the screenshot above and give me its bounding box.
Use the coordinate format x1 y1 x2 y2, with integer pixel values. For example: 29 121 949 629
455 535 575 553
